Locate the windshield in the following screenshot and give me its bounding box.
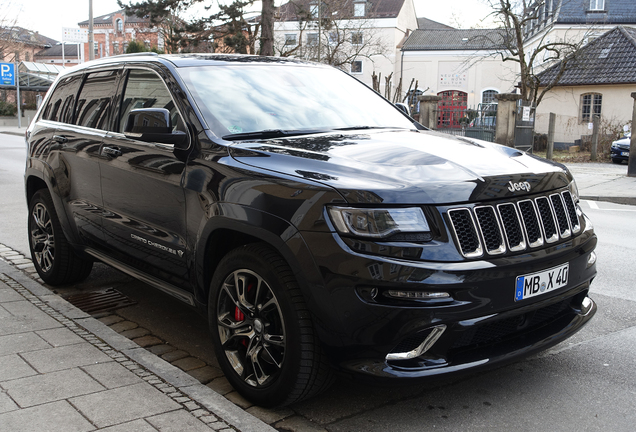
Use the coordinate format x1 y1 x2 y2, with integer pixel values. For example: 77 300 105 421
176 63 415 138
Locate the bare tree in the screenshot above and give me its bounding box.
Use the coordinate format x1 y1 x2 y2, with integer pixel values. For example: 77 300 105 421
273 0 389 70
484 0 588 107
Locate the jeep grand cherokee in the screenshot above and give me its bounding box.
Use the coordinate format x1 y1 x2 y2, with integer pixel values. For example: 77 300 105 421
25 53 597 407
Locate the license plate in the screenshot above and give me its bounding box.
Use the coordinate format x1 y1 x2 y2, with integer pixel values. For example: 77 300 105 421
515 263 569 301
621 151 629 156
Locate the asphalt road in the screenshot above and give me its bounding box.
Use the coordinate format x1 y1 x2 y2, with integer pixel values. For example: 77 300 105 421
3 132 636 431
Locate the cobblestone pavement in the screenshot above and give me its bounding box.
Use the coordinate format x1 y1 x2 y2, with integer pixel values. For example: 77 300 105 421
0 249 276 432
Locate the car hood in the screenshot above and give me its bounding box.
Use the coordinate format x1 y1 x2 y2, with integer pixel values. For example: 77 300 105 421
228 129 571 204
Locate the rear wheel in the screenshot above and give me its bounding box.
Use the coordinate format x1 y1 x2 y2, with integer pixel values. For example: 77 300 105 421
208 243 333 407
28 189 93 285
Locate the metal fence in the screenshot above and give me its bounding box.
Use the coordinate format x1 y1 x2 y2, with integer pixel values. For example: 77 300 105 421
436 103 497 142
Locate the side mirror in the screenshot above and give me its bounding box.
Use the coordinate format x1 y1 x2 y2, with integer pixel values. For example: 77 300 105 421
124 108 188 148
395 103 410 116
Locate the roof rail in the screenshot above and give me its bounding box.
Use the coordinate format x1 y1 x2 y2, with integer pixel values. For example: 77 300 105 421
104 52 160 59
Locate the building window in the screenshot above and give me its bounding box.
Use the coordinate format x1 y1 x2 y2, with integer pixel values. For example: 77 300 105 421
285 34 297 46
307 33 318 46
482 90 498 104
354 2 366 17
351 32 363 45
116 18 123 32
25 52 30 61
580 93 602 123
14 51 20 62
310 3 319 17
94 42 99 57
328 31 338 46
350 60 362 74
114 41 120 55
589 0 604 10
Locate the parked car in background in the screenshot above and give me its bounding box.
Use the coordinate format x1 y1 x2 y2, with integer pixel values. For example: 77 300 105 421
611 133 631 164
25 53 597 407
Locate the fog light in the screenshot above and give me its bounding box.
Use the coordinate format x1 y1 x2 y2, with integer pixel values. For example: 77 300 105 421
386 290 450 300
587 251 597 269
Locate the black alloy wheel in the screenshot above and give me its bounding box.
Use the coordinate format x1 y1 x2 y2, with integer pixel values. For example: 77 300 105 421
209 243 333 407
28 189 93 285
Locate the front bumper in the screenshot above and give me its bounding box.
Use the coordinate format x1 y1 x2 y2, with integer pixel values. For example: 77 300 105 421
299 218 597 379
611 147 629 162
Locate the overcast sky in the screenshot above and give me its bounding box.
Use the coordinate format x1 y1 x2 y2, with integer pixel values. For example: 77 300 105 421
10 0 495 43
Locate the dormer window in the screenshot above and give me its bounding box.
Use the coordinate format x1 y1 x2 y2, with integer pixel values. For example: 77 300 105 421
354 2 366 17
589 0 604 10
116 18 123 32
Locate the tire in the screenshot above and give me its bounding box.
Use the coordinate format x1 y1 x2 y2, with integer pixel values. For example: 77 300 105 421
28 189 93 285
611 158 622 164
208 243 333 407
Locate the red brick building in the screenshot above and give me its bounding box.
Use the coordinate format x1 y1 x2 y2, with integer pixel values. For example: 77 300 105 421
78 10 162 59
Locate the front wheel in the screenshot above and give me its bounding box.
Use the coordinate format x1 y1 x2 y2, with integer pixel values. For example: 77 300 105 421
28 189 93 285
208 243 333 407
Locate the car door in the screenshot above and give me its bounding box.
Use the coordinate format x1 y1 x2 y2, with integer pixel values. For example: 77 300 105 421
99 66 190 289
44 70 119 246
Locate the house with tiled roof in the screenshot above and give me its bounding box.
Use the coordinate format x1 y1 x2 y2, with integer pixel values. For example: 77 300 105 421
534 25 636 146
398 28 518 125
523 0 636 72
0 26 57 63
78 10 163 60
273 0 418 93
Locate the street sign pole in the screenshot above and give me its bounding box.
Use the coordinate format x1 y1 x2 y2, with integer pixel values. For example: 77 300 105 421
16 62 21 128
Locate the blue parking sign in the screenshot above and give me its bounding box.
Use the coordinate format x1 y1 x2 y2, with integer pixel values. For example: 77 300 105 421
1 63 15 86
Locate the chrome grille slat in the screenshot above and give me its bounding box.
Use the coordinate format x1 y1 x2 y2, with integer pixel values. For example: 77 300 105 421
448 208 483 258
550 193 571 239
497 203 526 252
517 199 544 248
474 206 506 255
448 191 579 258
535 196 559 243
561 191 580 233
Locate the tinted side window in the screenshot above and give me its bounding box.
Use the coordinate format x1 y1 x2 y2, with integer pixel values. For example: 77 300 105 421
75 70 119 130
118 69 185 134
41 75 83 123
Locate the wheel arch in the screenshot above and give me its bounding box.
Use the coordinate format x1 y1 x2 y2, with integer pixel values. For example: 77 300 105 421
193 204 327 319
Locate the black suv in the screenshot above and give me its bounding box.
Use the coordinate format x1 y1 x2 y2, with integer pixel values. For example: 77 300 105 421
25 54 597 407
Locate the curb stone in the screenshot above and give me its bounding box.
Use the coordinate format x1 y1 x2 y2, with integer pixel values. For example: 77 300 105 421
0 249 277 432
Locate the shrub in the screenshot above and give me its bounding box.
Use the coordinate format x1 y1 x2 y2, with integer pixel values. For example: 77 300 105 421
0 100 17 116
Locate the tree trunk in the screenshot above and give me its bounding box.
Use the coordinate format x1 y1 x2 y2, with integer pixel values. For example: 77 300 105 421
260 0 275 56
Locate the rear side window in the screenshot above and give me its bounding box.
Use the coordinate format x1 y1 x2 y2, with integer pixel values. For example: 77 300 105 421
75 70 119 130
41 75 83 123
118 69 185 134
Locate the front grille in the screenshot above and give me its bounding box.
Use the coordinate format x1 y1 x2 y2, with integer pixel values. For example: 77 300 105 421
449 190 579 258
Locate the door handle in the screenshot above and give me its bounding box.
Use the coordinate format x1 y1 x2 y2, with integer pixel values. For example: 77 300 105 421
102 146 122 157
53 135 68 143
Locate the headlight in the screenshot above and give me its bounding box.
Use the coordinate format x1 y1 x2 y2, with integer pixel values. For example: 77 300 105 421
328 206 430 239
568 179 579 203
611 142 619 149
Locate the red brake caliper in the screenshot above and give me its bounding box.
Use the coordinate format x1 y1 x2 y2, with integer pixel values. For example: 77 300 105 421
235 283 254 347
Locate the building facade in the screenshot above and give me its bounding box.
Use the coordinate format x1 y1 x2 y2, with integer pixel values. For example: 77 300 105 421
78 10 163 60
272 0 418 93
535 26 636 146
399 29 519 119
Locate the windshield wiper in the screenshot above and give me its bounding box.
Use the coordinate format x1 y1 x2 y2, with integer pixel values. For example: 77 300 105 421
222 129 325 141
331 126 410 131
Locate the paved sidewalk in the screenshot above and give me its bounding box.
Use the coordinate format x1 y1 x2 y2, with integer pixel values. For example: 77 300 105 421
0 258 275 432
564 162 636 206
